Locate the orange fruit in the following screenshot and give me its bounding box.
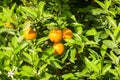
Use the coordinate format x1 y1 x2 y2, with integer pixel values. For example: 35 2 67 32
53 43 64 55
62 28 73 40
24 27 37 40
49 29 62 43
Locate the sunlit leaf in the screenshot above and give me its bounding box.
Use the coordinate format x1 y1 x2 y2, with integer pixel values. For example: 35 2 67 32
14 42 28 54
62 73 74 79
69 48 76 63
39 64 47 72
106 16 117 28
38 1 45 18
20 6 37 18
84 57 99 73
95 0 105 10
62 49 69 62
52 61 62 69
105 29 115 41
103 40 116 49
86 28 97 36
102 64 111 75
105 0 111 10
20 66 34 77
11 36 18 48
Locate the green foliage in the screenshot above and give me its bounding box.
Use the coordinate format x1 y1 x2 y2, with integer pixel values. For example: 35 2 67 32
0 0 120 79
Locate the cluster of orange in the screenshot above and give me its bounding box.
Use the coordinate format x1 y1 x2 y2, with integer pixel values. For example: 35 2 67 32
23 27 73 55
49 28 73 55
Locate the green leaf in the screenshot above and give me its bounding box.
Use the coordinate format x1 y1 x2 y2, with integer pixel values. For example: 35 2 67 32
84 57 99 73
11 36 18 48
113 26 120 43
88 49 99 60
64 39 82 46
14 42 28 54
99 31 109 39
110 50 117 62
41 48 54 61
71 22 84 27
38 1 45 18
102 64 111 75
20 6 37 18
113 48 120 55
20 66 34 77
0 51 5 60
105 0 111 10
109 69 118 77
22 52 33 65
23 20 31 30
106 16 117 28
37 36 49 45
105 29 115 41
62 49 69 62
85 41 97 45
95 0 105 10
43 12 53 18
91 8 104 15
103 40 116 49
39 64 47 72
94 32 101 42
81 35 89 42
75 26 83 35
75 68 88 77
65 11 76 21
107 50 118 64
10 3 16 15
52 61 62 69
62 73 74 79
69 48 76 63
100 44 107 57
86 28 97 36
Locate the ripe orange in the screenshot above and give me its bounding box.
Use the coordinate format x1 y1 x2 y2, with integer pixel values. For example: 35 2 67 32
24 27 37 40
49 29 62 43
62 28 73 40
53 43 64 55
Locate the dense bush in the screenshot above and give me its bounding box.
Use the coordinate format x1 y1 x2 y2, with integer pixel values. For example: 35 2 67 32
0 0 120 79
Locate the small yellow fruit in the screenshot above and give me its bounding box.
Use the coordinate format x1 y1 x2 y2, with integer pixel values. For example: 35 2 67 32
4 22 13 28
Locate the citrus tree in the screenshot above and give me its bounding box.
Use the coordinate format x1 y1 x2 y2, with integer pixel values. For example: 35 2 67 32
0 0 120 79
